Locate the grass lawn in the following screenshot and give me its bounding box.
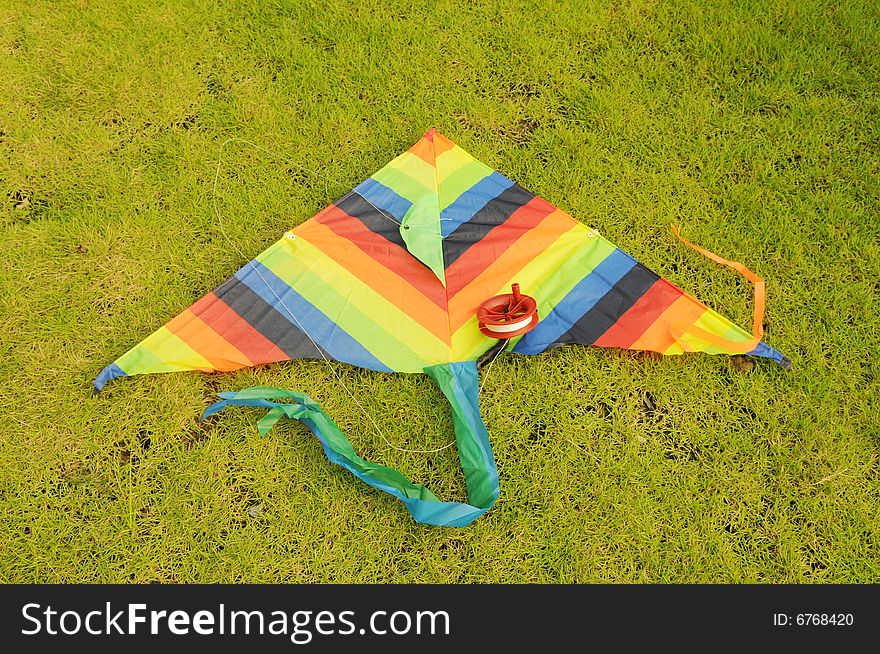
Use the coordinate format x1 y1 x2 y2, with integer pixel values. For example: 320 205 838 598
1 0 878 583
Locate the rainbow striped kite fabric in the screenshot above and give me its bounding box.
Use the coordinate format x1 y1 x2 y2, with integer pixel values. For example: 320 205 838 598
96 129 789 526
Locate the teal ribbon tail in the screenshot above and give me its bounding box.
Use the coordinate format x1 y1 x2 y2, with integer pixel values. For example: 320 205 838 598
200 362 499 527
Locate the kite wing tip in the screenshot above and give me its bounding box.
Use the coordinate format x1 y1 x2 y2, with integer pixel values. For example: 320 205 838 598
747 342 791 372
93 362 127 393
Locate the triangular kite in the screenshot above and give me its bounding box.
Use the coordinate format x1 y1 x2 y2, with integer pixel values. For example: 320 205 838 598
96 129 788 526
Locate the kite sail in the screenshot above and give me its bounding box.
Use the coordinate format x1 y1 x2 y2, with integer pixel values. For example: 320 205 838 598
95 129 789 526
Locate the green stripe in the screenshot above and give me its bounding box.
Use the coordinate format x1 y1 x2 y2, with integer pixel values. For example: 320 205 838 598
117 327 212 374
532 234 619 317
371 157 435 204
439 159 494 209
257 239 447 371
453 226 616 360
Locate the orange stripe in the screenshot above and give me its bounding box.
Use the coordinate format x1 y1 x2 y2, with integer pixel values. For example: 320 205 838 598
671 225 766 339
408 135 436 166
447 210 576 332
431 130 457 157
295 219 451 345
593 279 682 349
165 309 253 371
628 292 708 353
445 196 558 296
306 204 447 307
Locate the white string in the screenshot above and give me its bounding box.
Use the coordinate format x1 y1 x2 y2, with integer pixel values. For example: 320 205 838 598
479 342 508 396
211 138 503 455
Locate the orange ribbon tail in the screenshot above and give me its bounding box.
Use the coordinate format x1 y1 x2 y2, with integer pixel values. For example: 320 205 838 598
670 224 766 341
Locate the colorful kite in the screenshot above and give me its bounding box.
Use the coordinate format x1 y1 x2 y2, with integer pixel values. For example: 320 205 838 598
95 129 789 527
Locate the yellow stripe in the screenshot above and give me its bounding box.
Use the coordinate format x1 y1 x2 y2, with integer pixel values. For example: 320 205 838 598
451 221 594 360
371 159 433 204
274 237 451 370
436 145 479 182
664 332 752 356
385 152 437 191
119 326 214 374
694 309 756 344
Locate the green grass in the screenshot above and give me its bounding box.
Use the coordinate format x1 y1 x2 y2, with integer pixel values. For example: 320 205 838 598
1 0 878 583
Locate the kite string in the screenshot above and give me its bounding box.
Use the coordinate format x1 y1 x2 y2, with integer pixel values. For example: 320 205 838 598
211 138 501 455
479 341 507 396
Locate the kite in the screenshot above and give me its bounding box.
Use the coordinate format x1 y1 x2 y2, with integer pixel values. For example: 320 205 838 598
95 129 789 527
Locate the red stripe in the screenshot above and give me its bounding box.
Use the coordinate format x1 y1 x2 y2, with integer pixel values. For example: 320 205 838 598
311 205 448 308
445 196 557 297
592 279 683 349
189 292 289 365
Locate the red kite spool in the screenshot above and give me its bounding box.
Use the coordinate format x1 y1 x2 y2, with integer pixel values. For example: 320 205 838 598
477 284 539 339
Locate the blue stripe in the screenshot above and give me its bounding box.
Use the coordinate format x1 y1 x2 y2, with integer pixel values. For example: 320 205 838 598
514 249 636 354
93 362 127 391
441 171 514 237
351 178 413 222
234 261 392 372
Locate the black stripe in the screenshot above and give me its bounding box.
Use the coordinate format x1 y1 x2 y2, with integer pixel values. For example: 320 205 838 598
335 192 407 250
213 276 327 360
442 183 535 268
559 264 660 345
